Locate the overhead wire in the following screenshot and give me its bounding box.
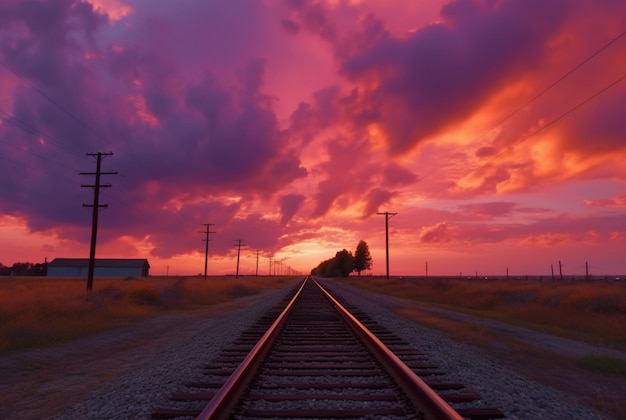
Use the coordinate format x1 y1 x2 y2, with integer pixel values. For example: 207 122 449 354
416 29 626 201
0 105 88 185
485 75 625 163
0 60 132 204
0 107 86 159
0 59 147 184
0 60 121 153
469 30 626 152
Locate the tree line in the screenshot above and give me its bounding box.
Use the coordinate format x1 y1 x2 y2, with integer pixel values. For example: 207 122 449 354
0 262 47 276
310 240 373 277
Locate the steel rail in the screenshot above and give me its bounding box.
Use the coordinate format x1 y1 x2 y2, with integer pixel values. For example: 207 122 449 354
195 278 307 420
197 276 463 419
313 277 464 420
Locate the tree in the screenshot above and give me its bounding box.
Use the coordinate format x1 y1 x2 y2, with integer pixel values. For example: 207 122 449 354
333 249 354 277
353 240 372 276
310 249 354 277
0 262 46 276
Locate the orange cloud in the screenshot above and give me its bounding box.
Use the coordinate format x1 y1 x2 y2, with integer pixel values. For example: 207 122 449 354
86 0 133 22
519 233 575 247
585 195 626 208
419 222 450 244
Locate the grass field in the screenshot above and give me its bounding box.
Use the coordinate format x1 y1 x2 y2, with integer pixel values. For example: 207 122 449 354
3 274 625 358
335 276 626 380
336 276 626 347
0 275 299 353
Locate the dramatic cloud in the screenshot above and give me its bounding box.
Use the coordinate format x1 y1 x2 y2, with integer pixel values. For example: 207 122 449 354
279 193 306 226
420 222 449 244
1 0 625 276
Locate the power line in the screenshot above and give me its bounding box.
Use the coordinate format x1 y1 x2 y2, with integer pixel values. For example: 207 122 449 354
499 75 625 154
475 30 626 150
0 107 87 183
0 107 85 159
0 140 80 185
0 60 149 177
0 61 119 152
419 30 626 185
419 73 626 203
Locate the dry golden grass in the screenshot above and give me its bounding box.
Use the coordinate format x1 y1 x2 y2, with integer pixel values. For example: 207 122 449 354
336 276 626 347
0 275 298 353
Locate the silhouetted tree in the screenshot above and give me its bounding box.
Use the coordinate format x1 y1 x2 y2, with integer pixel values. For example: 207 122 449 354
0 262 46 276
353 240 372 276
333 249 354 277
310 249 354 277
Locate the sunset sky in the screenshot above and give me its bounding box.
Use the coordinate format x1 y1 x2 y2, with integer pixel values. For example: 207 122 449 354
1 0 625 277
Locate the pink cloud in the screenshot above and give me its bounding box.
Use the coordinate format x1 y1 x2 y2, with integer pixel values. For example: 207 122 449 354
362 188 394 218
336 0 572 153
457 202 517 220
420 222 450 244
1 0 626 276
280 194 306 226
585 195 626 208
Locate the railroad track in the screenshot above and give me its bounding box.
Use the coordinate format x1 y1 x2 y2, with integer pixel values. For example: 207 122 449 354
152 277 504 419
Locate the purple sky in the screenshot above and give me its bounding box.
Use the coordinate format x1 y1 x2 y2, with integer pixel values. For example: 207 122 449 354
1 0 626 277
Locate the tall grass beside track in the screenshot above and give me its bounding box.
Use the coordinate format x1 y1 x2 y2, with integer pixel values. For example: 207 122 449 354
336 276 626 347
0 276 298 353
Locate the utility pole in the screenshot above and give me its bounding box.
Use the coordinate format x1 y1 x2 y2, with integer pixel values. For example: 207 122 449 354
234 239 244 278
200 223 216 278
255 249 259 276
269 257 273 276
80 152 117 292
377 211 397 279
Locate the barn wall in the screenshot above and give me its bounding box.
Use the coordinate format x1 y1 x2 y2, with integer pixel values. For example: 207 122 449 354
94 267 144 277
47 266 145 277
47 267 85 277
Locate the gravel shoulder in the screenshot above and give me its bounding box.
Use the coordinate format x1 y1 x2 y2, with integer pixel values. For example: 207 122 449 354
1 279 624 419
0 288 293 420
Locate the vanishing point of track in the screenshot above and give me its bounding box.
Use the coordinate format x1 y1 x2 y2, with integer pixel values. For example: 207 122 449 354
153 277 504 419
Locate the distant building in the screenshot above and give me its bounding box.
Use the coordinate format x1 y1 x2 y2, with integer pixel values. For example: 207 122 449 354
47 258 150 277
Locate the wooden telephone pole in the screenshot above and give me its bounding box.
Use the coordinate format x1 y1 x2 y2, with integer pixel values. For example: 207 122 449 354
377 211 397 279
234 239 244 278
80 152 117 291
200 223 216 278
